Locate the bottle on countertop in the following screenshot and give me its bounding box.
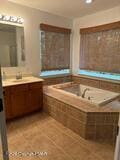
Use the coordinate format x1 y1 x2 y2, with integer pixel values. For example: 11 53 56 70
2 71 6 81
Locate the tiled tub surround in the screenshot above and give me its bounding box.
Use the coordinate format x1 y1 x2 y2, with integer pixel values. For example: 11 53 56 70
43 84 120 142
42 75 72 86
72 75 120 93
41 73 120 94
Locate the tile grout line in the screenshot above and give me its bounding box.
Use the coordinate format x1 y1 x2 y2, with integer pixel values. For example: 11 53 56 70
43 134 75 160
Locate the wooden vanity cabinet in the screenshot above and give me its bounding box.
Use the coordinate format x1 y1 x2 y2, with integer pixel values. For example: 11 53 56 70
3 82 43 120
3 87 12 119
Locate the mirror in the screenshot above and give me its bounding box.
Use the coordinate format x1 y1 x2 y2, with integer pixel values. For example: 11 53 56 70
0 23 25 67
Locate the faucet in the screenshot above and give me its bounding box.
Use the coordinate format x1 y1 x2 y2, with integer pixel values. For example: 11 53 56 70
16 72 22 80
82 88 90 98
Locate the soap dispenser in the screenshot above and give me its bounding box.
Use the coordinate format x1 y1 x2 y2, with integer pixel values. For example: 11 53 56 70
2 71 6 81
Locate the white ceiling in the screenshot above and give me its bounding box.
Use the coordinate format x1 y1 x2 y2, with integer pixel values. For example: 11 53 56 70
8 0 120 19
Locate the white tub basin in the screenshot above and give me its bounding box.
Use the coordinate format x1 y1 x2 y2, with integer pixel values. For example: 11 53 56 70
54 83 120 106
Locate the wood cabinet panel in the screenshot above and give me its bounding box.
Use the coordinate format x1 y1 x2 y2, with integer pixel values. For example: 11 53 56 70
11 84 28 93
11 90 28 117
3 87 12 119
3 82 43 119
28 88 43 112
29 82 43 89
28 82 43 112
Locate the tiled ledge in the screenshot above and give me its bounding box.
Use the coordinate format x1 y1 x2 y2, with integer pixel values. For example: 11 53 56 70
72 75 120 93
73 74 120 84
42 75 72 86
41 73 71 79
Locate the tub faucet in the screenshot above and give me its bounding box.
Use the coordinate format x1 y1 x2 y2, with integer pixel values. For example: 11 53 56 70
82 88 90 98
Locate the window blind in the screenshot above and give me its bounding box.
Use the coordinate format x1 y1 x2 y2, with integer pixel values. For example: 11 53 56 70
79 21 120 73
40 24 71 71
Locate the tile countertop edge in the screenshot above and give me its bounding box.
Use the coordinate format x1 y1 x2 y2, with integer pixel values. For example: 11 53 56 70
40 73 72 79
73 74 120 84
2 76 44 87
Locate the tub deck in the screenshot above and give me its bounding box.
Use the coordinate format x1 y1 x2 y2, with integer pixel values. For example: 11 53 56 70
43 83 120 142
54 83 120 106
44 84 120 113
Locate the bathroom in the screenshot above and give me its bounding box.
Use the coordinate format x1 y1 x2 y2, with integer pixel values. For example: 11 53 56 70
0 0 120 160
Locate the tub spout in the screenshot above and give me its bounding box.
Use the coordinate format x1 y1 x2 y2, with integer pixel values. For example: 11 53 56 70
82 88 90 98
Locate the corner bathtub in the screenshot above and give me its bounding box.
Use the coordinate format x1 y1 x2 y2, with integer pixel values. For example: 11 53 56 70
54 82 120 106
43 82 120 142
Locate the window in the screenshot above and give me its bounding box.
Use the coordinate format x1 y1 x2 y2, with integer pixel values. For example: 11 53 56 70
79 21 120 75
79 70 120 81
40 24 71 76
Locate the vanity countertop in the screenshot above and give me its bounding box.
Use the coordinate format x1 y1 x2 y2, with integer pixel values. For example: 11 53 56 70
2 76 44 87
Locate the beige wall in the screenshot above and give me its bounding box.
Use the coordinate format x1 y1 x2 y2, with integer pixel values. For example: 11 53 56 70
72 6 120 74
1 2 120 76
0 2 72 76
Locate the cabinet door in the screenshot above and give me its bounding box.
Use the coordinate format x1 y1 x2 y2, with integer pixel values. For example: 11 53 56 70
3 87 12 119
28 82 43 112
11 84 28 117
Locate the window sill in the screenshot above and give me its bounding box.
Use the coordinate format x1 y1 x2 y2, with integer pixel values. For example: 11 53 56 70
40 69 71 78
78 70 120 82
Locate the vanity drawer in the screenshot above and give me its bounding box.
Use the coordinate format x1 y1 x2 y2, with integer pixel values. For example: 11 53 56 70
29 82 43 90
10 84 29 93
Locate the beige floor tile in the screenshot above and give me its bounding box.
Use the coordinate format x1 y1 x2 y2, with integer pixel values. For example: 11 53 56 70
95 146 114 160
63 141 91 160
6 112 115 160
85 154 103 160
41 124 63 139
39 152 73 160
25 134 65 158
9 155 41 160
50 132 77 150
